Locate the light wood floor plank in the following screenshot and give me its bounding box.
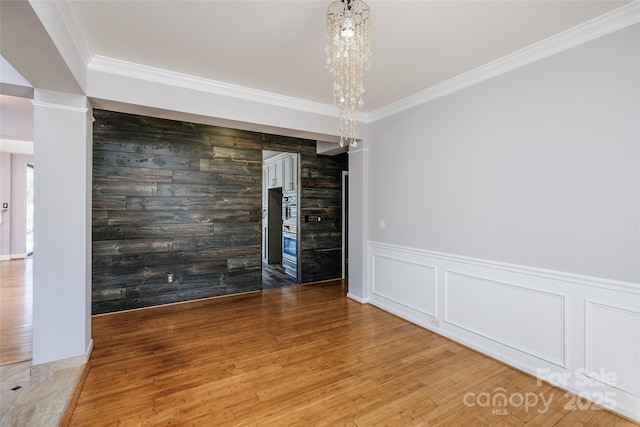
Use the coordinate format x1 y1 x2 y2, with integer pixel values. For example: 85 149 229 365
0 258 32 365
68 281 634 426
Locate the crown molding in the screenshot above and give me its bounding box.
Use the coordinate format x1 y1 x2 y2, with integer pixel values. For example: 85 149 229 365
54 0 92 66
370 1 640 122
32 100 89 114
88 55 345 120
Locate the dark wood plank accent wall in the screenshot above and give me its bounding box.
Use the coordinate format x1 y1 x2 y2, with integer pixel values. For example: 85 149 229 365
92 109 346 314
300 149 347 283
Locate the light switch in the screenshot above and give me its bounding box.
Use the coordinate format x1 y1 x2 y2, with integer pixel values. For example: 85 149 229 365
379 219 386 229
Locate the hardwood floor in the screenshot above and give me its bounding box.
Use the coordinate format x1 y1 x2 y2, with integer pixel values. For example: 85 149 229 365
68 282 634 426
262 262 297 289
0 259 32 365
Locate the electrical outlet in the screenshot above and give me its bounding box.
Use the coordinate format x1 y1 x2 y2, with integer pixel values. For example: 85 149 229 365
167 273 174 284
429 318 440 328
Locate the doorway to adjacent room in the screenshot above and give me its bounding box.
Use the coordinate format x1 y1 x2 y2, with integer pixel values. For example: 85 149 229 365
261 150 298 289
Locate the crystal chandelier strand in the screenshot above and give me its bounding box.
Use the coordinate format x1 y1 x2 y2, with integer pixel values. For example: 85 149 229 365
326 0 371 148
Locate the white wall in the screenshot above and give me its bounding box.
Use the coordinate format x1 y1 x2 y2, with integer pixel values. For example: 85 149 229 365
0 153 33 259
0 107 34 142
10 154 32 257
0 153 10 257
365 25 640 421
369 24 639 284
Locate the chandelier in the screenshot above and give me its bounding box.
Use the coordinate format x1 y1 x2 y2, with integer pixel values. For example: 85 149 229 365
326 0 371 148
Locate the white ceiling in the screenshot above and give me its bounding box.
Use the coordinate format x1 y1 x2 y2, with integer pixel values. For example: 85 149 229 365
70 0 629 112
0 0 631 151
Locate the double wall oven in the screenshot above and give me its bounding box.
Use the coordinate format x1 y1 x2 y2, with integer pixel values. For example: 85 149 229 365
282 194 297 279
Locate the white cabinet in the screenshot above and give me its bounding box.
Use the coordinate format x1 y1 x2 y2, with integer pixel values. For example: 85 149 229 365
283 153 297 193
265 152 298 191
267 158 283 189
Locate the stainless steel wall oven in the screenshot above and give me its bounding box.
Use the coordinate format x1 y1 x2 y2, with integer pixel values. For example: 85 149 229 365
282 194 298 279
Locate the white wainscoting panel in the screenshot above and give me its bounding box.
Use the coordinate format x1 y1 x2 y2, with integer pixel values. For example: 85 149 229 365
444 271 565 367
367 241 640 422
585 300 640 397
371 253 436 317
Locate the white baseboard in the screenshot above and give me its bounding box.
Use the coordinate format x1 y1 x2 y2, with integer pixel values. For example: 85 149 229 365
347 292 368 304
367 241 640 422
85 339 93 361
0 254 25 261
1 253 28 261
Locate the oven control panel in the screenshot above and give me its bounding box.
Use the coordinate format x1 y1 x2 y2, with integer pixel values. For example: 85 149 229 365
283 224 297 233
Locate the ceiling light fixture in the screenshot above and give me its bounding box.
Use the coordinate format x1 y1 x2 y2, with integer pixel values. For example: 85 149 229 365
326 0 371 148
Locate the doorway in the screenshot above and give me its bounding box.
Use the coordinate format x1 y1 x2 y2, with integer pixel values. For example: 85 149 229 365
261 150 298 289
26 163 33 256
267 187 282 264
0 159 34 365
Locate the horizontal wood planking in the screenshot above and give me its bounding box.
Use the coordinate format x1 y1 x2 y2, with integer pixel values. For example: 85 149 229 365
93 148 201 171
93 165 173 183
92 196 127 211
93 239 173 256
92 110 346 313
172 235 261 250
156 183 259 198
103 211 215 225
172 169 259 185
93 223 214 240
300 152 347 282
93 181 158 197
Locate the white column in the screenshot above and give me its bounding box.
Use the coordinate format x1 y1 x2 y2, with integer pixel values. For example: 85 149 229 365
32 89 92 365
347 139 370 303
